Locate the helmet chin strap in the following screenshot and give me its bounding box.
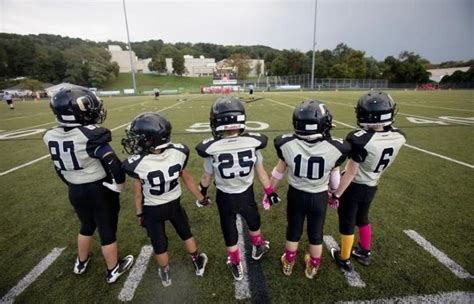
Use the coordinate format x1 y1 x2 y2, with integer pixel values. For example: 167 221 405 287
295 133 324 141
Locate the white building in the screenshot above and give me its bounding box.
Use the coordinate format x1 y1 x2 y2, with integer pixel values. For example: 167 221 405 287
108 45 152 74
165 55 216 76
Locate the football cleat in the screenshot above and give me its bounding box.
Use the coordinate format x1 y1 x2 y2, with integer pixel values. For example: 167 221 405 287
330 248 353 273
192 253 208 276
105 255 134 284
73 255 91 275
158 265 172 287
226 257 244 281
304 254 319 279
252 240 270 261
280 253 295 276
352 245 371 266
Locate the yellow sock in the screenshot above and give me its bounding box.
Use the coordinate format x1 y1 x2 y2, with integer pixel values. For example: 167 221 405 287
340 234 354 260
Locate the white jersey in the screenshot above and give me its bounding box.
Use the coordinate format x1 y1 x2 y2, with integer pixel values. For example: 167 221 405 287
122 143 189 206
274 134 350 193
43 125 109 184
347 127 406 186
195 133 267 194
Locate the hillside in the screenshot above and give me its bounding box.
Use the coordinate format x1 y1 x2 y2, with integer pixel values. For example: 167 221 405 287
101 73 212 93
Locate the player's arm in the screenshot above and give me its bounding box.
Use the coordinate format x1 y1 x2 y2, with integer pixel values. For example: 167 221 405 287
255 150 281 208
269 159 287 188
54 167 69 186
182 169 211 207
333 159 359 198
95 144 126 192
133 178 145 227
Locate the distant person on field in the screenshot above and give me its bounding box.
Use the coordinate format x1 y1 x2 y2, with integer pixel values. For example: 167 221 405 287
329 91 406 273
122 112 209 287
43 88 134 284
154 88 160 100
3 92 14 109
249 84 254 97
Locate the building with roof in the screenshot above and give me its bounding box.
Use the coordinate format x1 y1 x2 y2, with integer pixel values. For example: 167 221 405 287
108 45 152 73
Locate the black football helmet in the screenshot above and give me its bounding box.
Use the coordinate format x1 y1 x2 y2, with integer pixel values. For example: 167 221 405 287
122 112 172 155
210 96 246 137
356 91 396 127
50 87 106 126
293 100 332 140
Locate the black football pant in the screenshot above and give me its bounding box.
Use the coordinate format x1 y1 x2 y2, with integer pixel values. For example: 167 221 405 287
143 198 193 255
216 186 261 247
338 182 377 235
286 186 327 245
69 181 120 246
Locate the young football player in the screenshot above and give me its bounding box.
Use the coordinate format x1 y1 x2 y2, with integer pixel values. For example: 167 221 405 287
329 91 406 272
195 96 280 281
269 100 350 279
43 88 134 284
122 112 209 287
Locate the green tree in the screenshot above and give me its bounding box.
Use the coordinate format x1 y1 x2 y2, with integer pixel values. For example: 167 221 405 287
271 54 288 76
19 79 44 91
172 52 186 76
228 53 251 80
148 54 167 73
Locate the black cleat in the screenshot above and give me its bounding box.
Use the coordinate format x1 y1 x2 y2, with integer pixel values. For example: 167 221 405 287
192 253 208 276
73 255 91 275
330 248 353 272
226 257 244 281
352 245 371 266
106 255 134 284
158 265 172 287
252 240 270 260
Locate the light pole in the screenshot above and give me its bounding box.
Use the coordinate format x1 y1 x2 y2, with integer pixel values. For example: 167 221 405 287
123 0 137 94
310 0 318 90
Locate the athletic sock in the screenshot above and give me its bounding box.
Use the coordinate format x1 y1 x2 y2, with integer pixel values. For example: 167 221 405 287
250 233 263 246
284 249 297 263
358 224 372 251
340 234 355 260
228 248 240 265
190 250 200 261
310 256 321 267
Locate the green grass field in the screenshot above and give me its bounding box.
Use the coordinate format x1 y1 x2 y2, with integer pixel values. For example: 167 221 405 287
101 73 212 93
0 90 473 303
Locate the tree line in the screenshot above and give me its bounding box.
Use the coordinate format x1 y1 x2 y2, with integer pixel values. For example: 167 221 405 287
1 33 472 88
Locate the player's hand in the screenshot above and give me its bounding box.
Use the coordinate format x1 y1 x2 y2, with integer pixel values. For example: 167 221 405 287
328 192 339 209
137 213 145 227
261 194 271 210
263 186 281 210
102 179 124 193
195 196 211 208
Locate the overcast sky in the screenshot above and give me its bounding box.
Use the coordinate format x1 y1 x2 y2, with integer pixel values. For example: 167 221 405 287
1 0 473 63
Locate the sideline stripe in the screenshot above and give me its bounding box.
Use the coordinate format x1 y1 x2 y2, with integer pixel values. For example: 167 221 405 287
234 215 252 300
0 247 65 304
0 100 189 177
118 245 153 302
1 113 47 121
404 230 473 279
339 291 473 304
323 235 366 288
266 97 474 169
0 155 50 177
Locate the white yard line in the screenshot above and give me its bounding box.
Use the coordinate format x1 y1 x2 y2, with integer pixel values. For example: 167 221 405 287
1 113 48 121
323 235 366 288
266 97 474 169
234 215 252 300
404 230 473 279
0 155 50 177
339 291 473 304
0 100 189 177
0 247 65 304
118 245 153 302
396 102 474 112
